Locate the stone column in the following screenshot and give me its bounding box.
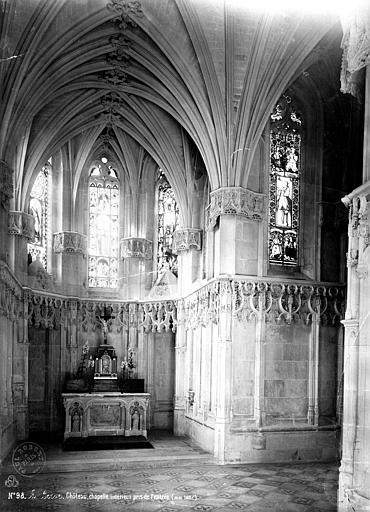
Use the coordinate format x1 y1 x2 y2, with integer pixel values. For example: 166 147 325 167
120 237 152 299
253 284 267 429
214 280 232 463
206 187 266 277
173 228 202 295
339 187 370 511
53 231 87 294
12 294 30 440
173 300 187 435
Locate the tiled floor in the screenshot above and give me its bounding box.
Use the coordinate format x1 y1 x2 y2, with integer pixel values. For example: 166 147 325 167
1 433 338 512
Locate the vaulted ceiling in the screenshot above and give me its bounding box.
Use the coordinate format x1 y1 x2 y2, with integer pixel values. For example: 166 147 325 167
1 0 345 213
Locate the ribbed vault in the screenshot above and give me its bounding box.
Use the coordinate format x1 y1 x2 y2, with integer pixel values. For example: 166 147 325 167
0 0 342 222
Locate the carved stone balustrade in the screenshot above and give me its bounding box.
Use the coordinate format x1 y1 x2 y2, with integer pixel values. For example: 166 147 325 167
180 278 345 330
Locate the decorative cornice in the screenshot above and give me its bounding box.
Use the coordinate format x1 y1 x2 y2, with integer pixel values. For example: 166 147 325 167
206 187 266 229
53 231 87 255
8 211 35 241
173 228 202 253
0 160 13 209
120 237 152 259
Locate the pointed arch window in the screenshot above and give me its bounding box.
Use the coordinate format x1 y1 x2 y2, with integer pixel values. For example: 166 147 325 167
157 171 179 275
88 160 119 288
28 163 51 269
268 95 302 266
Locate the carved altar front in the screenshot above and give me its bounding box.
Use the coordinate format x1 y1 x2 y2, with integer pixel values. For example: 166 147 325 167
62 393 150 439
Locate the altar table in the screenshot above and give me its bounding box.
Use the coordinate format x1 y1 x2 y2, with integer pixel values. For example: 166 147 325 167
62 393 150 439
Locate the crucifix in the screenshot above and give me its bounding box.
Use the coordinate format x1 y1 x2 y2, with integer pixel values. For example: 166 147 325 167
97 306 115 344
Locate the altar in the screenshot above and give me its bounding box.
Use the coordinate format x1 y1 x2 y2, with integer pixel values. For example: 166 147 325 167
62 393 150 439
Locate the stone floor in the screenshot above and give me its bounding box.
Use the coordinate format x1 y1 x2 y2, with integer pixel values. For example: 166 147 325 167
1 433 339 512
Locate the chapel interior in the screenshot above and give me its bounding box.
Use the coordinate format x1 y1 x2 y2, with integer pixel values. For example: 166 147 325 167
1 0 370 510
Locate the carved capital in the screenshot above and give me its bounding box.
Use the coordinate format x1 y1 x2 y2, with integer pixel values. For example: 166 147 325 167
53 231 87 255
120 237 152 259
8 211 35 241
340 6 370 98
173 228 202 253
207 187 266 229
0 161 13 209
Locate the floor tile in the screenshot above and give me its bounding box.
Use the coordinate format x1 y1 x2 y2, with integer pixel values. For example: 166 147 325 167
1 435 339 512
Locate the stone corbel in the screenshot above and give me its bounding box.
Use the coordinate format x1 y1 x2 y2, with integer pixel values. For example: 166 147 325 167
173 228 202 253
53 231 87 255
8 211 35 241
206 187 266 230
120 237 153 260
0 161 13 209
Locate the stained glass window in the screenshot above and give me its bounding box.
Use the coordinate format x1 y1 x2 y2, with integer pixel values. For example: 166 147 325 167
268 95 302 266
28 165 50 268
88 161 119 288
157 171 179 275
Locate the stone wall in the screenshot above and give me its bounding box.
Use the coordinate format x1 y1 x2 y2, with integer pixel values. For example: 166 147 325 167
175 277 344 464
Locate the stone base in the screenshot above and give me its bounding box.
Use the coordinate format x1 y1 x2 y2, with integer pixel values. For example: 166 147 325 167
181 417 339 464
182 415 215 454
224 429 338 463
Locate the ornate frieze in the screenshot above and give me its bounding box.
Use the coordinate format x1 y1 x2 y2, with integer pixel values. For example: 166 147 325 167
206 187 266 229
79 301 130 333
138 301 177 333
173 228 202 253
231 280 345 326
0 160 13 209
8 211 35 241
53 231 87 255
120 237 153 259
26 292 68 329
181 280 220 330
